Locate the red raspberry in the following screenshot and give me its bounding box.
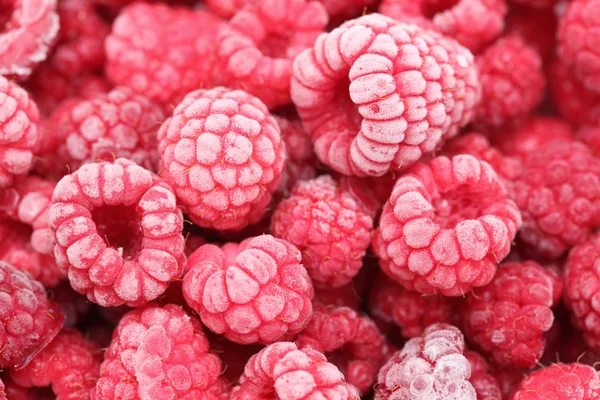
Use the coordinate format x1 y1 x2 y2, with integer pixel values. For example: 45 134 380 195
512 363 600 400
577 123 600 155
105 2 224 109
512 142 600 259
474 36 545 129
231 341 359 399
0 0 59 79
204 0 252 18
50 158 186 307
505 5 558 63
93 304 223 400
291 13 480 177
183 235 314 344
10 328 101 399
465 351 502 400
158 87 286 231
374 323 476 399
373 154 521 296
0 261 65 369
217 0 328 109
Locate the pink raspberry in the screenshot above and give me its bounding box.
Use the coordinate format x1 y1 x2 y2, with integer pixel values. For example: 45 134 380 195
217 0 328 109
512 142 600 259
505 4 558 63
0 0 59 79
0 261 65 369
465 351 502 400
183 235 314 344
474 36 545 129
0 76 40 189
93 304 223 400
231 341 359 399
373 154 521 296
50 158 186 307
291 13 480 177
374 323 476 399
576 123 600 155
158 87 286 231
271 175 373 287
512 363 600 400
204 0 252 18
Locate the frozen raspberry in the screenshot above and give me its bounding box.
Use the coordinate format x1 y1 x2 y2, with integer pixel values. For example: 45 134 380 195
512 363 600 400
577 123 600 155
319 0 377 20
505 5 558 63
313 281 362 310
0 261 65 369
558 0 600 93
231 341 359 399
512 142 600 259
374 323 476 399
0 76 40 189
10 328 101 400
158 87 286 231
217 0 328 109
50 158 186 307
291 13 480 177
105 2 224 109
474 36 545 129
48 282 91 327
465 351 502 400
0 0 59 79
94 304 223 400
203 0 252 18
373 154 521 296
183 235 314 344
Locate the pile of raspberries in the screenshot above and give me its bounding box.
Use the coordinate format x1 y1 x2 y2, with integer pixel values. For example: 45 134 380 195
3 0 600 398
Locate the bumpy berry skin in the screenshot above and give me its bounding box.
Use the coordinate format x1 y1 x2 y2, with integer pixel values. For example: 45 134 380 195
374 323 476 400
512 363 600 400
217 0 328 109
183 235 314 345
93 304 223 400
158 87 286 231
291 13 480 177
10 329 101 400
50 158 186 307
465 351 502 400
474 36 545 128
0 261 65 369
231 341 359 399
512 142 600 259
271 175 373 287
373 154 521 296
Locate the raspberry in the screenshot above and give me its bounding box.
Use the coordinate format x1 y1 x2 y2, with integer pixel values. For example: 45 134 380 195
291 13 480 177
10 328 101 399
374 323 476 400
0 76 40 189
216 0 328 109
183 235 314 344
474 36 545 129
465 351 502 400
0 0 59 79
558 0 600 93
105 2 224 109
0 261 65 369
462 261 561 368
204 0 252 18
577 123 600 155
512 363 600 400
512 142 600 259
373 154 521 296
50 158 186 307
93 304 223 400
158 87 286 231
505 5 558 63
231 341 359 399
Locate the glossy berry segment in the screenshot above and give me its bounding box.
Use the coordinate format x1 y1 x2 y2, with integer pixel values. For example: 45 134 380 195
231 341 359 399
93 304 223 400
217 0 328 109
183 235 314 345
464 351 502 400
373 154 521 296
49 158 186 307
512 363 600 400
158 87 286 231
291 13 480 177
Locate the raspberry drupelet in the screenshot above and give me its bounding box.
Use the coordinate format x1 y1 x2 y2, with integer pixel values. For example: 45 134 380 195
291 13 480 177
217 0 329 109
49 158 186 307
93 304 223 400
373 154 521 296
464 351 502 400
511 363 600 400
183 235 314 345
158 87 286 231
